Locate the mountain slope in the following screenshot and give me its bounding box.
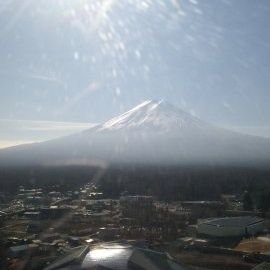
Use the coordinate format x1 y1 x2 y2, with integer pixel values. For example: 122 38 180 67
1 100 270 167
101 100 206 131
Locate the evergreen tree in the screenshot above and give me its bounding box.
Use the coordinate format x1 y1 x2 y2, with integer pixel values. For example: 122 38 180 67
243 191 253 211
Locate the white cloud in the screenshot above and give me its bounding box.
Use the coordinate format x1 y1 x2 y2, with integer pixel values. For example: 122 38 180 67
24 73 65 86
228 125 270 138
0 119 96 131
0 119 97 148
0 140 37 149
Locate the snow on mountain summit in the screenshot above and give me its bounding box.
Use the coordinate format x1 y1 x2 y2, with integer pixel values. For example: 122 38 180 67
101 100 205 131
1 99 270 167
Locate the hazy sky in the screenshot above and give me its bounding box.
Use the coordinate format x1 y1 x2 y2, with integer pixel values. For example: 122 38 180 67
1 0 270 147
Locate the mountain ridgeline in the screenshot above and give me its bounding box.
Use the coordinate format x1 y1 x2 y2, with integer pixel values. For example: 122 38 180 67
1 100 270 167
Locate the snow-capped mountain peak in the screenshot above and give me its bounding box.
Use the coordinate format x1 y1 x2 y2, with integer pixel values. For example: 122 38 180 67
1 99 270 167
101 99 203 131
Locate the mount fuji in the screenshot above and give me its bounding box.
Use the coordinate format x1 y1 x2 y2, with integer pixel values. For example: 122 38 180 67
1 100 270 167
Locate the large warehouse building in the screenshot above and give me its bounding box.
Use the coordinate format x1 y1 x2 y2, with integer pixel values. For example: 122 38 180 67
197 216 265 237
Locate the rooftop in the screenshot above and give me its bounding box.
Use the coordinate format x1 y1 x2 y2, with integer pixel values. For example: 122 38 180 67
44 242 190 270
200 216 264 227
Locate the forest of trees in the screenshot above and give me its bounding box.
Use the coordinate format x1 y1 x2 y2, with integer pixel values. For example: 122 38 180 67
1 164 270 213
